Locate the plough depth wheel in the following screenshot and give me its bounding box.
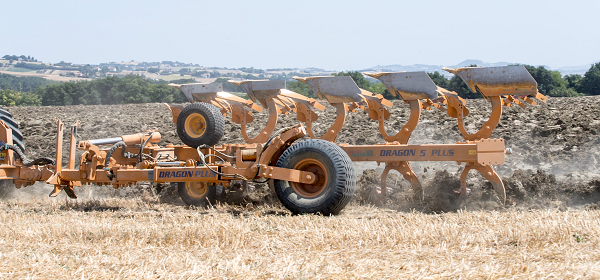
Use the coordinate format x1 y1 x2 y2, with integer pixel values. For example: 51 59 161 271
274 139 355 215
177 103 224 147
177 182 224 207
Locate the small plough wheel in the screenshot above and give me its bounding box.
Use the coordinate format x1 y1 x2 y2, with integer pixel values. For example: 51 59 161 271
274 139 356 215
177 103 224 147
177 182 223 207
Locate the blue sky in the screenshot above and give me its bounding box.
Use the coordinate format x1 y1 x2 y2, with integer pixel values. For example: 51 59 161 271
2 0 599 70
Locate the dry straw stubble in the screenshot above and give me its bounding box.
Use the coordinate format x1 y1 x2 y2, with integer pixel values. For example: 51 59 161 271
0 199 598 279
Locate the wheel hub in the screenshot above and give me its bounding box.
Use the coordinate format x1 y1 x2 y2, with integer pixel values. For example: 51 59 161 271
185 113 207 138
184 181 208 199
290 159 328 198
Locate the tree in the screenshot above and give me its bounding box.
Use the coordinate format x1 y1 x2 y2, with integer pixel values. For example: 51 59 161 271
191 70 208 77
0 73 55 92
564 74 582 90
446 65 479 98
332 71 370 89
578 63 600 95
179 68 190 75
243 74 259 80
79 64 97 77
523 65 566 95
170 78 196 84
331 71 396 99
428 71 448 88
2 55 18 61
147 67 160 73
0 89 41 106
212 78 243 93
30 74 187 106
547 87 584 97
287 80 315 98
447 74 478 98
368 82 394 99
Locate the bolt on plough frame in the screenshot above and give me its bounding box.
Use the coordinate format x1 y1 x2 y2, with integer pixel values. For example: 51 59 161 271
0 65 544 214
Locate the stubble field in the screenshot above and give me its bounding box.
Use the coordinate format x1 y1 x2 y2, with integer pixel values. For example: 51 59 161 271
1 96 599 278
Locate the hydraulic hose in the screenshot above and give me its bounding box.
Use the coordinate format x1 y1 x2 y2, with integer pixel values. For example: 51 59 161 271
0 143 55 167
138 132 155 162
251 126 294 183
103 141 135 169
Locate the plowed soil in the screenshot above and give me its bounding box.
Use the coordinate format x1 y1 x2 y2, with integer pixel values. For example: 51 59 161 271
2 96 600 212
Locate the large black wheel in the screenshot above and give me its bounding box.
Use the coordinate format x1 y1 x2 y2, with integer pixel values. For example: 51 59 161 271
177 103 224 148
274 139 356 215
177 182 224 207
0 107 24 152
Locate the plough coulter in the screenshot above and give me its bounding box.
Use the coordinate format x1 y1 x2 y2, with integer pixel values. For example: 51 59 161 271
0 65 545 214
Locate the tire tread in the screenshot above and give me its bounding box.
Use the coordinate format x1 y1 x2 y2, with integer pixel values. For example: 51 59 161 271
274 139 356 215
176 102 225 147
0 107 25 152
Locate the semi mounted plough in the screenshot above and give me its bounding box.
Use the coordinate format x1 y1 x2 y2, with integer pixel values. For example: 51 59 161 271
0 65 545 214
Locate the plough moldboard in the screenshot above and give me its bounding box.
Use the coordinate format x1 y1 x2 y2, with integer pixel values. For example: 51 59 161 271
0 66 546 215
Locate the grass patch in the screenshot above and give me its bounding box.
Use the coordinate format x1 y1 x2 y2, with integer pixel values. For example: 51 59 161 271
4 67 36 73
159 74 193 81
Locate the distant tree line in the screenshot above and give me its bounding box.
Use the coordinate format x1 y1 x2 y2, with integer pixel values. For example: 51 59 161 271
0 74 47 106
2 55 37 62
14 62 84 71
26 75 189 106
0 73 55 92
0 89 41 106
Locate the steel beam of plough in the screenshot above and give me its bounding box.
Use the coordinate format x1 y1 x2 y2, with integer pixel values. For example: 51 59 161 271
339 139 505 165
340 139 507 202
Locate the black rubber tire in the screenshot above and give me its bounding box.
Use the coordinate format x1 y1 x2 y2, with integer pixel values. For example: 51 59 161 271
0 108 12 118
0 107 24 152
274 139 356 215
177 182 224 207
177 103 224 148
